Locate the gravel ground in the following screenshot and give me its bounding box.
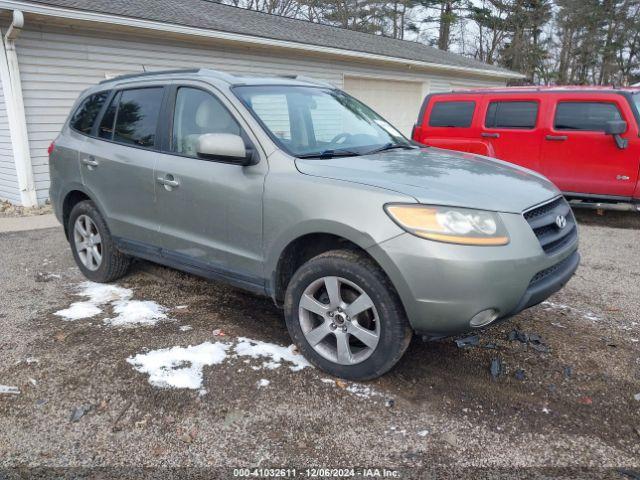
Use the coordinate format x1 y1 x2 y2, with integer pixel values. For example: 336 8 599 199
0 209 638 479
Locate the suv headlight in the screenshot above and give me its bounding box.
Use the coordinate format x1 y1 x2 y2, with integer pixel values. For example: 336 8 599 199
385 204 509 246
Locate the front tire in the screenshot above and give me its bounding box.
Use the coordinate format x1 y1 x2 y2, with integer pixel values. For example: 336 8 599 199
284 250 412 381
68 200 131 283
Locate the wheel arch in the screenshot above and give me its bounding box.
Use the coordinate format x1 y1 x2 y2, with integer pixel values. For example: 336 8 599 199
269 229 403 309
60 186 103 240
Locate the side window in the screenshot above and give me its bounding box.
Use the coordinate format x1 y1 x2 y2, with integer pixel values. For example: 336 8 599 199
70 91 109 135
428 101 475 128
554 102 622 131
113 87 164 148
485 101 538 129
98 91 120 140
172 87 241 157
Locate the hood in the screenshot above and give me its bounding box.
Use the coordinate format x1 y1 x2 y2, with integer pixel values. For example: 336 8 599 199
295 147 559 213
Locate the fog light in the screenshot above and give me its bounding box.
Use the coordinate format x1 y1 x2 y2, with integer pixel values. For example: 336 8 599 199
470 309 499 328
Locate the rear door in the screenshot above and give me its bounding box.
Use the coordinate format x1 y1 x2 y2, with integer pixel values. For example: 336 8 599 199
479 96 543 171
540 95 639 196
79 86 164 245
153 83 267 288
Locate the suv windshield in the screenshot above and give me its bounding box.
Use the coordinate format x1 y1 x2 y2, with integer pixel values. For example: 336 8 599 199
234 85 412 158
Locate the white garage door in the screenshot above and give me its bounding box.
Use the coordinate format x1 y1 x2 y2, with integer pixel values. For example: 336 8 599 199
343 77 425 136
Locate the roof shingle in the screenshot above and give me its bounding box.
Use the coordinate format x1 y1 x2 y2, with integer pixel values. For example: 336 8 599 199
25 0 516 76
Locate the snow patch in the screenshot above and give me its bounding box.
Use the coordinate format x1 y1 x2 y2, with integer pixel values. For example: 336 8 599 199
0 385 20 395
257 379 270 388
55 282 132 321
104 300 167 327
55 302 102 321
127 342 230 389
179 325 193 332
80 282 133 304
320 377 381 399
345 384 377 398
541 301 602 322
55 282 171 328
234 337 311 371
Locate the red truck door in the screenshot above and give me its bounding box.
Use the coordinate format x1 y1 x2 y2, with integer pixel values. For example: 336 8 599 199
540 95 639 197
478 96 544 172
413 94 493 156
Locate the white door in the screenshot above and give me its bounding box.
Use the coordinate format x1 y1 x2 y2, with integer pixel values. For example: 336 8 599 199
343 77 425 136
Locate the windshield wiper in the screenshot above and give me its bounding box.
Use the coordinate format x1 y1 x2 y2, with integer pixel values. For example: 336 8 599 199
364 143 418 155
297 149 362 159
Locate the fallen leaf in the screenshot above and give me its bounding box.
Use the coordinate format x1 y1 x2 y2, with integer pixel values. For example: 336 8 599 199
54 332 67 342
335 380 348 389
578 396 593 405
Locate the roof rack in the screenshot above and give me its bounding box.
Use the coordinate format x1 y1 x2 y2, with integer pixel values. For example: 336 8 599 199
99 68 200 84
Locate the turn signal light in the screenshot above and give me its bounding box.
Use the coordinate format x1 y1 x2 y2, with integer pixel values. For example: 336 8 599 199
47 141 55 156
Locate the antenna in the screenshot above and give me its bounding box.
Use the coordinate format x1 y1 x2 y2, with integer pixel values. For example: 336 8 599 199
141 64 147 72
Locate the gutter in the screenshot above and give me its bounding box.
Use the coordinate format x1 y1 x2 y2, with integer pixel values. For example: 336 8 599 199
0 0 524 80
0 8 37 206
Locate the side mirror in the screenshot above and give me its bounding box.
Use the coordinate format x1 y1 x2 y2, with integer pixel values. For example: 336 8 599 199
604 120 628 150
197 133 257 165
604 120 626 135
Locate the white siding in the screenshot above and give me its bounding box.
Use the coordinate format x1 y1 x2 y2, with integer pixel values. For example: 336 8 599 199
0 76 19 204
14 24 505 202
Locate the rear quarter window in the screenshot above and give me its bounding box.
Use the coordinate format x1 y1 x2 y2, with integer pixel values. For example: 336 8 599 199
428 101 475 128
70 91 109 135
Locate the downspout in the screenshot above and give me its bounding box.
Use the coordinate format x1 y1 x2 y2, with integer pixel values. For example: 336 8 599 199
0 9 37 207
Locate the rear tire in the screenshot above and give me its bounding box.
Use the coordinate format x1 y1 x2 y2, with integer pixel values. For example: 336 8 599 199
284 249 412 381
68 200 131 283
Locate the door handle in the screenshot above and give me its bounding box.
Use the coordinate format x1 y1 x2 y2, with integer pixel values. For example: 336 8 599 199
81 157 99 168
545 135 568 141
616 175 630 181
481 132 500 138
157 175 180 189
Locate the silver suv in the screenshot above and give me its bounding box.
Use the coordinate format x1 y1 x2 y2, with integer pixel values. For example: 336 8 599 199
49 69 580 380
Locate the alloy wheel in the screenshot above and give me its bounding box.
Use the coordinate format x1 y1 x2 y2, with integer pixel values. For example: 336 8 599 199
298 276 380 365
73 214 103 271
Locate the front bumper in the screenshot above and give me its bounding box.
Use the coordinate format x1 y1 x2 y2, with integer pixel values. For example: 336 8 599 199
367 210 579 337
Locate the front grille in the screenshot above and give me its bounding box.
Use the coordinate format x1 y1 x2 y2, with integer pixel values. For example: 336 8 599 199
529 252 577 286
524 197 577 254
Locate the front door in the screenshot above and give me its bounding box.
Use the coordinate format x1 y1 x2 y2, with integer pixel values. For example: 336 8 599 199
80 87 165 245
479 98 543 172
540 98 639 197
154 84 266 288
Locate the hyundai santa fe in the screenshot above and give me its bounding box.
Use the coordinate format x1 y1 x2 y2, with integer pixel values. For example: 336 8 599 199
49 69 580 380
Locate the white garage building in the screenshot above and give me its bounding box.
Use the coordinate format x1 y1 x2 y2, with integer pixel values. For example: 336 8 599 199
0 0 521 206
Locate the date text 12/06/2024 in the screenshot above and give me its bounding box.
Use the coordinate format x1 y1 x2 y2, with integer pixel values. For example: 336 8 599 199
232 468 402 478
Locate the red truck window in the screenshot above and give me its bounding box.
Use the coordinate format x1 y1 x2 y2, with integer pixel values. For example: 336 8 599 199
485 101 538 129
554 102 622 131
429 101 475 128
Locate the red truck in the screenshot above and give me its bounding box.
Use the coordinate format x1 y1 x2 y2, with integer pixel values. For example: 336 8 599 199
412 87 640 209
